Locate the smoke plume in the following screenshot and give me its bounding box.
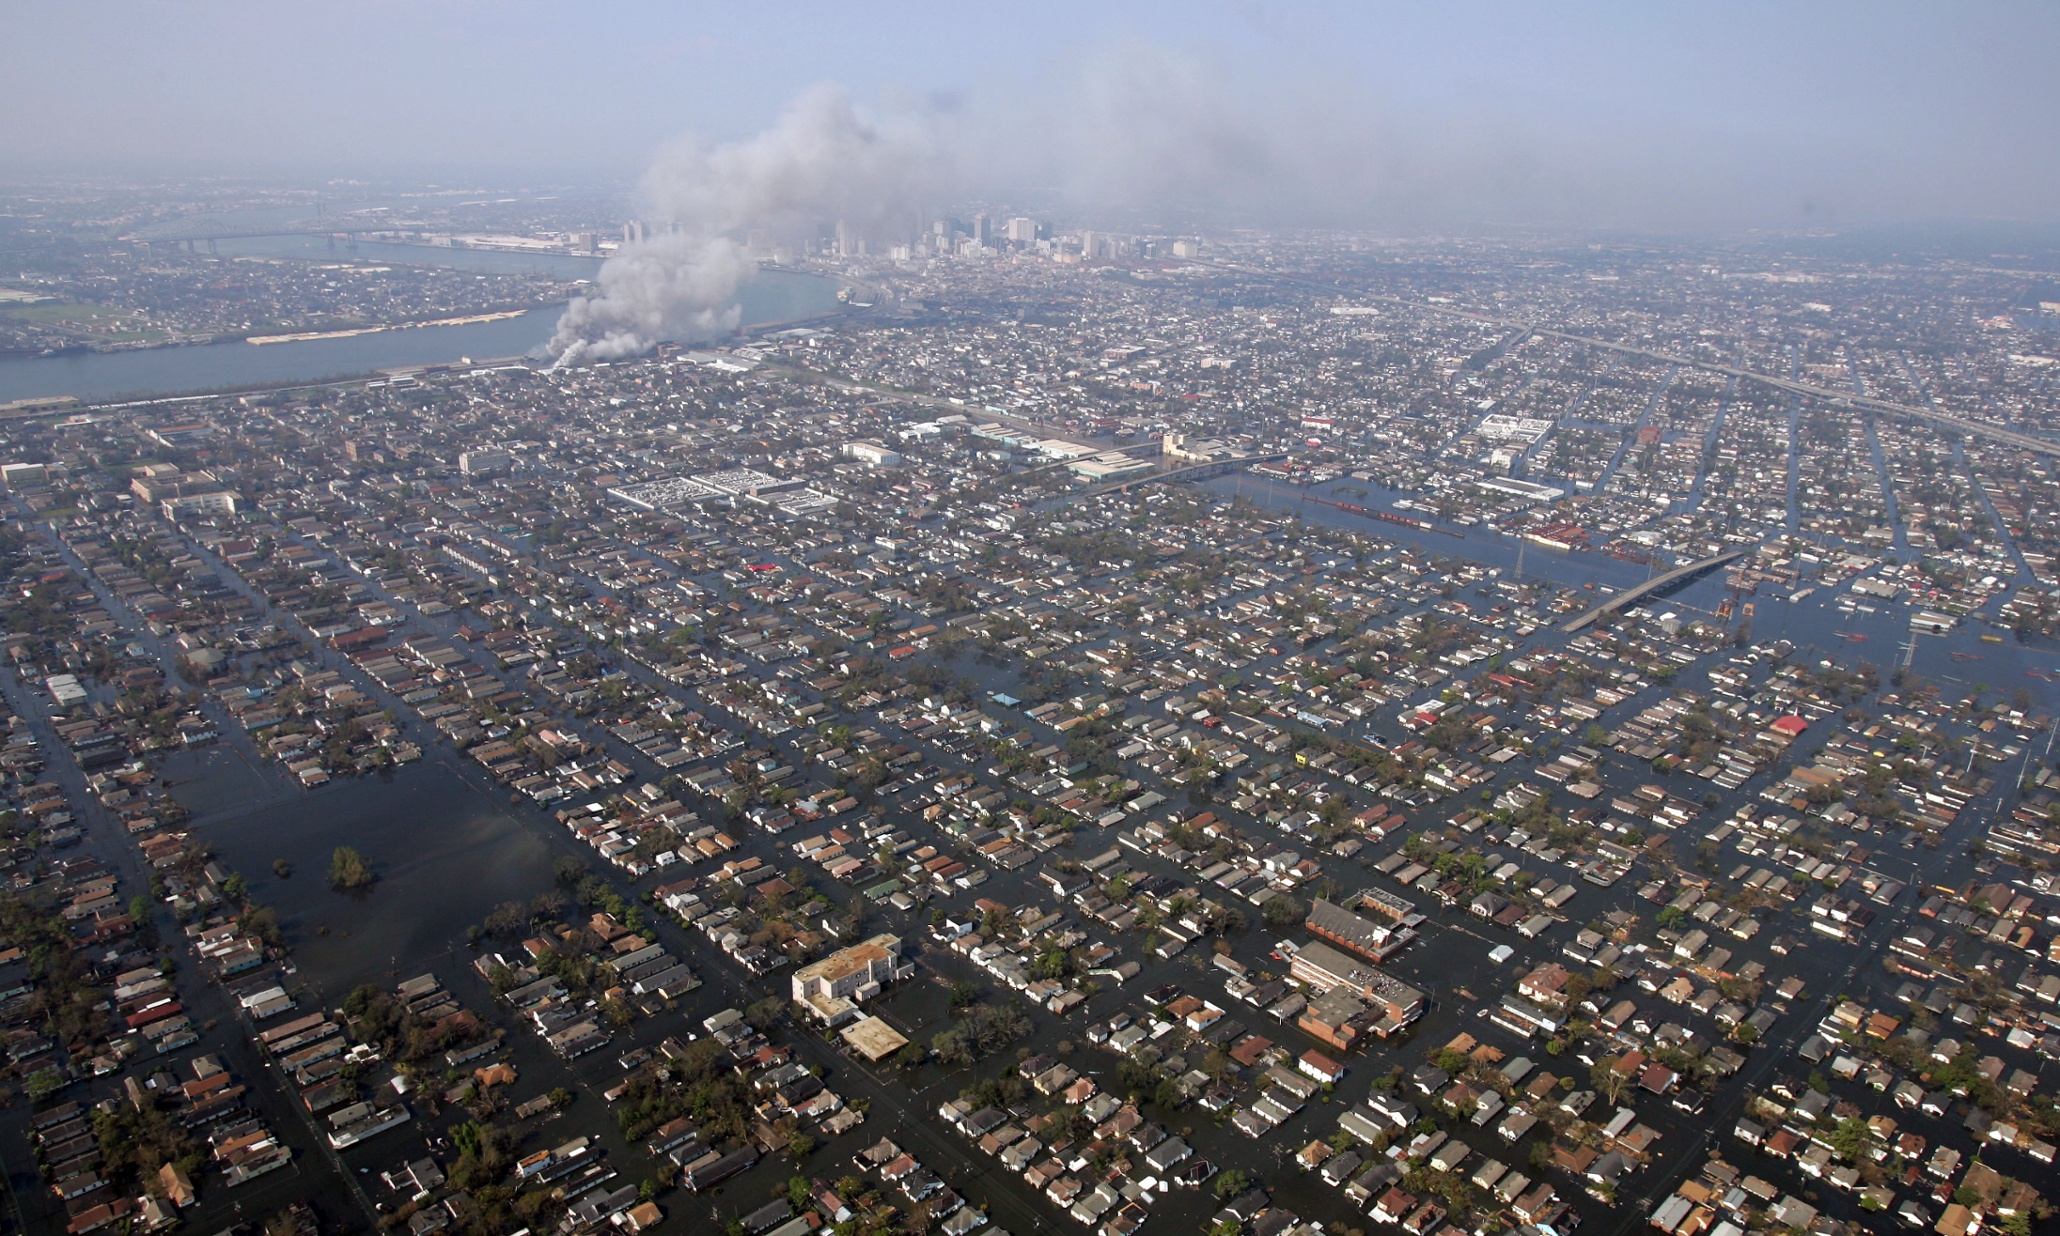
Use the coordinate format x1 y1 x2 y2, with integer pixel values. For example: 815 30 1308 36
549 84 932 363
548 45 1902 366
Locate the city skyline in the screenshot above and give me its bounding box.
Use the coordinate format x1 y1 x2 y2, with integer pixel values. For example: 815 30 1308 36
4 2 2059 229
2 10 2059 1236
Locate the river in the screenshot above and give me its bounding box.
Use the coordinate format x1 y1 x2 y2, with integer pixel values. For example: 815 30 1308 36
0 262 843 406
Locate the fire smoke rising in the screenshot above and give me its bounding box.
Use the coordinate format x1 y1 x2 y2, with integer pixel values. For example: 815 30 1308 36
549 85 930 364
548 45 1864 368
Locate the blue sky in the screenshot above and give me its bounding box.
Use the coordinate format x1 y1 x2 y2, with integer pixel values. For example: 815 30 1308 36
5 1 2056 228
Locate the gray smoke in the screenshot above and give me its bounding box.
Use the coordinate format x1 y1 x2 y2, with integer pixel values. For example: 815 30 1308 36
550 46 1874 367
548 233 754 364
549 84 932 364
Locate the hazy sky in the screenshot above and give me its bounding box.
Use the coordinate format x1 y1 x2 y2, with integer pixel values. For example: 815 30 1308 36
6 1 2057 229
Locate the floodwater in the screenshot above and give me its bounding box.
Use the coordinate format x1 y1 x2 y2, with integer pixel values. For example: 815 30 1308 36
163 747 561 1000
1212 472 2060 711
119 449 2058 1235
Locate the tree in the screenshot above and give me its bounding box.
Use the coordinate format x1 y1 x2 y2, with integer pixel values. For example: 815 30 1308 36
481 900 528 938
1592 1060 1630 1103
1213 1169 1251 1199
242 906 282 947
1261 894 1306 929
931 1028 974 1067
1032 947 1073 980
1828 1117 1869 1162
747 997 787 1030
328 846 373 892
25 1067 64 1102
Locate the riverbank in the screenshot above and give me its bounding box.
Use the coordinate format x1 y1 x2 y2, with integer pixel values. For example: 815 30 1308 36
0 267 845 407
244 308 530 345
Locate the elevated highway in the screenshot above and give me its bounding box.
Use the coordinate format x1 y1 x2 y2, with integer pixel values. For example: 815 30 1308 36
1561 548 1750 633
1194 261 2060 459
1526 329 2060 458
1109 451 1291 493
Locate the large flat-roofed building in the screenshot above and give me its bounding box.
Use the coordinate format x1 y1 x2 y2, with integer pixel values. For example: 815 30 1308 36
1162 433 1235 464
1036 438 1100 461
459 448 514 478
1289 939 1425 1033
1474 476 1566 503
1474 413 1555 444
147 422 215 448
609 468 801 511
1306 898 1417 963
843 441 902 467
132 467 226 504
1068 452 1156 482
840 1015 910 1062
1297 986 1380 1052
1357 888 1421 924
1 462 48 489
792 933 909 1024
160 490 238 519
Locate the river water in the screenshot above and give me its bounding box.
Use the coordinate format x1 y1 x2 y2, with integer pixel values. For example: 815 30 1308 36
0 259 842 406
30 273 2055 1233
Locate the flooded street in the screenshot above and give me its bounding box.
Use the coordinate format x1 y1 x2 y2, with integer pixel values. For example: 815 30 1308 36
129 473 2050 1236
164 751 562 1000
1215 472 2060 711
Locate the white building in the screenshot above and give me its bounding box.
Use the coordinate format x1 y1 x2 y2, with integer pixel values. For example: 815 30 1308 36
160 491 238 520
791 934 908 1024
459 448 514 478
843 441 902 467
